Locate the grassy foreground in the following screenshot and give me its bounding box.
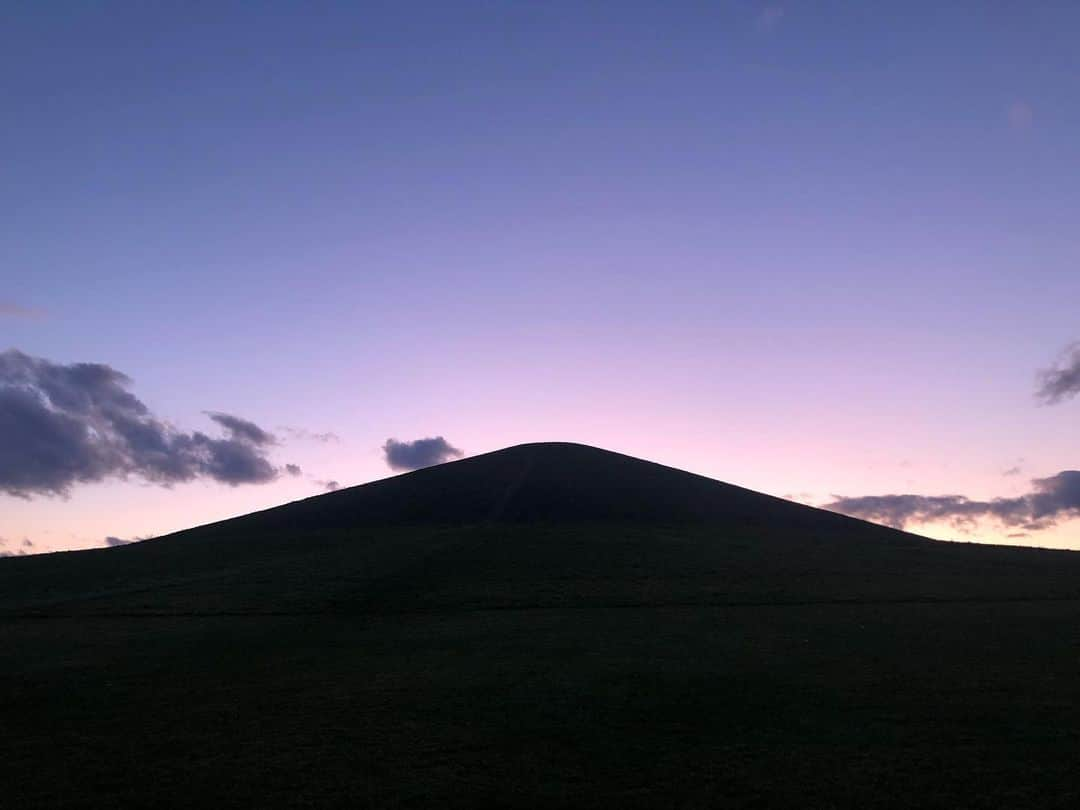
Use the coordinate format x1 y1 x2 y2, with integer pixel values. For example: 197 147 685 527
4 600 1080 808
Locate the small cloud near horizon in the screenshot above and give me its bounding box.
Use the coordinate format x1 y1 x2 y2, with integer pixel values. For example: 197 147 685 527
316 479 341 492
383 436 464 471
825 469 1080 534
0 537 35 557
104 534 154 547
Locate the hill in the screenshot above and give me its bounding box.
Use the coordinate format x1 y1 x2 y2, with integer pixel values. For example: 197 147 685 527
4 442 1080 616
3 443 1080 808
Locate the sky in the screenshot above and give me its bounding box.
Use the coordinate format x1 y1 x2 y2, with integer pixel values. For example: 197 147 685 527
3 1 1080 554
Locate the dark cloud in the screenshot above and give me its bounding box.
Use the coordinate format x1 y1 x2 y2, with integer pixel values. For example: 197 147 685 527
206 412 276 446
1037 343 1080 404
317 479 341 492
0 537 34 557
0 349 298 497
279 426 341 444
285 463 302 476
383 436 464 471
104 534 153 547
825 470 1080 533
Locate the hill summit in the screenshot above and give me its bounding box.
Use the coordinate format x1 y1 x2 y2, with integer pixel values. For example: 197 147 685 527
231 441 912 534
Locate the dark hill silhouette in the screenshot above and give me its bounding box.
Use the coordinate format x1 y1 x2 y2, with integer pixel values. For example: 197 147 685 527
211 441 925 532
3 443 1080 617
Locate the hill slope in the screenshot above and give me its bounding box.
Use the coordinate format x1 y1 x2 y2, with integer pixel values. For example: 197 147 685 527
3 442 1080 616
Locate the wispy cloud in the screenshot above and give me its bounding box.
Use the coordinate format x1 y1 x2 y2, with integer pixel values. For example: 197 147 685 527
279 426 341 444
0 537 35 557
205 412 277 446
316 479 341 492
0 349 299 498
383 436 464 471
830 344 1080 533
103 534 153 547
825 470 1080 533
1037 342 1080 404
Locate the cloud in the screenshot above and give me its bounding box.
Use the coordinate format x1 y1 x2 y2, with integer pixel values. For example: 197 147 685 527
285 463 302 476
279 426 341 444
316 479 341 492
0 302 44 320
1003 466 1022 477
825 470 1080 533
0 349 298 497
1037 342 1080 404
383 436 464 471
0 537 34 557
104 534 154 547
1008 100 1034 130
205 412 276 446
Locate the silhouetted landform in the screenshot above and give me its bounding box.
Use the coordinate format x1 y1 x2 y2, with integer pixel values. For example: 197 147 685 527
4 443 1080 808
4 443 1080 616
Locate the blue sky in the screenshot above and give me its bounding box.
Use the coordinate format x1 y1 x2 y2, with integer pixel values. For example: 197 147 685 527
3 2 1080 552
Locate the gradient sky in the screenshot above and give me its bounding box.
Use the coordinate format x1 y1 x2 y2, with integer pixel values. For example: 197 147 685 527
3 2 1080 553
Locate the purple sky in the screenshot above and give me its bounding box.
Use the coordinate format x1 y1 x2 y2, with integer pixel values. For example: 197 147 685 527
3 2 1080 553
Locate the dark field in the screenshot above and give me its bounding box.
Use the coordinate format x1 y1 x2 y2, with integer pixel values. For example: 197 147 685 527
4 445 1080 807
5 604 1080 808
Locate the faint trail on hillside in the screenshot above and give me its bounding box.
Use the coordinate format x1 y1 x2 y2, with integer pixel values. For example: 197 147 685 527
486 448 535 522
